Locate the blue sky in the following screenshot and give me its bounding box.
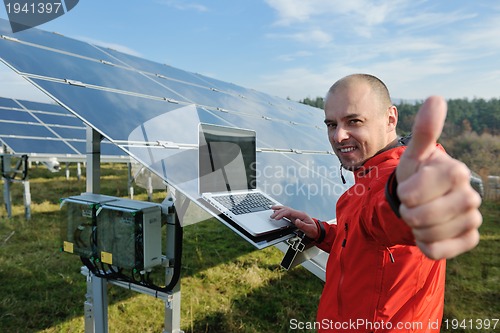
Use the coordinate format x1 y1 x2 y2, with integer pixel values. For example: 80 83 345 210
1 0 500 103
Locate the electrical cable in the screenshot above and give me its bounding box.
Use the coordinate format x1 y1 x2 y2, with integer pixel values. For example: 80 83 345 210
162 206 183 292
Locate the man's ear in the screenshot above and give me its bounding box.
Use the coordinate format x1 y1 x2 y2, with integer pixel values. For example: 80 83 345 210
387 105 398 132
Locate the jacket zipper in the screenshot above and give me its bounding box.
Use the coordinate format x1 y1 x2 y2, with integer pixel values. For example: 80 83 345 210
337 223 349 316
386 247 395 263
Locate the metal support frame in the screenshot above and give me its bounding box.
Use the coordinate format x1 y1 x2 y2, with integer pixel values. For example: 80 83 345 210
1 153 31 220
85 127 108 333
65 162 70 180
22 180 31 220
82 126 183 333
77 162 82 181
127 162 134 199
2 175 12 217
163 201 183 333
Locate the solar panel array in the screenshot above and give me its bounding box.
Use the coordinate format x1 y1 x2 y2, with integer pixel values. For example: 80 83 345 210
0 18 353 232
0 95 127 162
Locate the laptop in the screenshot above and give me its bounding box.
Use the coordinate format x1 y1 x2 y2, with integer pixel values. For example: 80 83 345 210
198 123 294 237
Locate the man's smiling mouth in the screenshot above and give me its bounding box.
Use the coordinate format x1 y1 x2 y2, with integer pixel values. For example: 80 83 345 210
339 146 356 153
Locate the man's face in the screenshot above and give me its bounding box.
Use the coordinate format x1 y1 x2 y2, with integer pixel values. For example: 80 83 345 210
324 82 397 170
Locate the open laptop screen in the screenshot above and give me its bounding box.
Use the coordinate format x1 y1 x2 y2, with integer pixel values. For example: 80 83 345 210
198 123 256 194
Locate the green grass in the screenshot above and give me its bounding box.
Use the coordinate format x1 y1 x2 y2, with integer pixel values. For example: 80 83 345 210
0 163 498 333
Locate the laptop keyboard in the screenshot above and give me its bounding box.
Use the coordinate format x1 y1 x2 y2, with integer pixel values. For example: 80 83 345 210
212 192 275 215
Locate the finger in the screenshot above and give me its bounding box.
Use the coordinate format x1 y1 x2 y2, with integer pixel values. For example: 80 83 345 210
270 205 287 219
397 96 447 183
411 208 482 243
398 153 470 207
293 218 320 239
270 209 284 220
270 207 302 221
400 179 481 227
416 229 481 260
405 96 447 163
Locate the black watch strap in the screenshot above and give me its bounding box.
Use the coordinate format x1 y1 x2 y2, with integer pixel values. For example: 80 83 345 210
385 169 402 218
315 219 326 243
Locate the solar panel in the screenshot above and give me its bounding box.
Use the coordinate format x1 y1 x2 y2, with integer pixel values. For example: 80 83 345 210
0 95 127 162
0 18 353 235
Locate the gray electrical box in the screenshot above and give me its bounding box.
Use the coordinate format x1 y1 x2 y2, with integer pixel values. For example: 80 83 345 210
61 193 118 260
61 194 163 271
97 198 162 271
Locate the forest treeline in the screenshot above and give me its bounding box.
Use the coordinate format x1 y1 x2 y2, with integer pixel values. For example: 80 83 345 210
299 97 500 177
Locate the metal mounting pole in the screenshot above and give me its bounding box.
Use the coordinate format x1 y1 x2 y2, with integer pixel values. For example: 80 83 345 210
3 176 12 217
163 200 184 333
127 162 134 199
164 282 182 333
84 126 108 333
65 162 70 180
77 162 82 181
22 180 31 220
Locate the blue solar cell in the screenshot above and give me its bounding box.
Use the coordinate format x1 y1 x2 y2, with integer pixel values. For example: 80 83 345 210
30 78 205 142
17 99 69 114
152 77 251 110
67 141 85 155
0 19 116 63
95 46 211 88
0 122 55 137
192 73 287 108
48 126 85 141
0 108 38 122
35 113 84 127
0 95 127 158
0 97 21 108
0 42 191 101
0 137 77 155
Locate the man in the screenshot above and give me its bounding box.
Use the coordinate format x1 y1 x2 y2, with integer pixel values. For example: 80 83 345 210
271 74 482 332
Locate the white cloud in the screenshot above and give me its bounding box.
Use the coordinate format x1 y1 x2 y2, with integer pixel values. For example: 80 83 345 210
254 66 344 101
276 50 313 62
264 0 319 25
267 28 332 46
155 0 208 12
295 29 332 45
265 0 394 28
459 16 500 49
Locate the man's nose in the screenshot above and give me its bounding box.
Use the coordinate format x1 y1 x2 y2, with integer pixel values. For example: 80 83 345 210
333 127 349 143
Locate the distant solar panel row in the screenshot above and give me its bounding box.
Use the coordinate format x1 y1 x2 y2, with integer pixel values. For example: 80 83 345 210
0 96 125 159
0 18 352 223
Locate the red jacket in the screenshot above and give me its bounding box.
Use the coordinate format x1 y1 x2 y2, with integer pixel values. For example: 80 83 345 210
315 146 446 332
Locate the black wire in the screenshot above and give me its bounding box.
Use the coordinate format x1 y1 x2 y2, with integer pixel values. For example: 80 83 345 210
162 207 183 292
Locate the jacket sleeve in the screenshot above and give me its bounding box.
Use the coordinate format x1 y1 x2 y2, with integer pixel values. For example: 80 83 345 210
312 218 337 253
363 162 416 246
370 186 416 246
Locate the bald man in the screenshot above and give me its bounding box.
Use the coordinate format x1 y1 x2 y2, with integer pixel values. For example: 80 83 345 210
272 74 482 332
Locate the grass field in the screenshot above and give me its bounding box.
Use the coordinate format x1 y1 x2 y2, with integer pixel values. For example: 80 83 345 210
0 163 498 333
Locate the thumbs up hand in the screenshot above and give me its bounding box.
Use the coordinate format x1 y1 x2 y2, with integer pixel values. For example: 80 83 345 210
396 96 482 260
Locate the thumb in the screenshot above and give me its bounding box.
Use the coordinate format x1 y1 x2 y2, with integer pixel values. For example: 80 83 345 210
398 96 447 181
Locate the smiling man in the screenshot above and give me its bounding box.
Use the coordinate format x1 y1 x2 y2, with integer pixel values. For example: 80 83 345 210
324 74 397 171
272 74 482 332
